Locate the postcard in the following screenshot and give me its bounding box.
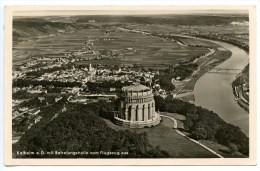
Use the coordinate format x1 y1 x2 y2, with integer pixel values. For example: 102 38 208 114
4 5 257 165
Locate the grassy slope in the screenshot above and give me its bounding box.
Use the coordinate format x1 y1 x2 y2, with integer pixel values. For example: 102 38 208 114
104 117 217 158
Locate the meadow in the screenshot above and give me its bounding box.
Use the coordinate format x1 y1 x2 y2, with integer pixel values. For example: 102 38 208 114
103 117 217 158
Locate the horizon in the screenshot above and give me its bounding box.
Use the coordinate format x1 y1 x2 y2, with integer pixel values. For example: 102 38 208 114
13 9 248 17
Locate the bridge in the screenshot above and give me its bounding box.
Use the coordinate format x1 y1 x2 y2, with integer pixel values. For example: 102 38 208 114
207 68 242 74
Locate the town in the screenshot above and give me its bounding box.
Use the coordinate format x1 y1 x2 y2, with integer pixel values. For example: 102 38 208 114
12 52 172 143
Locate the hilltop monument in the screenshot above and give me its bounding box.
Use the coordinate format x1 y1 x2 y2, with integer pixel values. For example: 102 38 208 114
114 84 161 128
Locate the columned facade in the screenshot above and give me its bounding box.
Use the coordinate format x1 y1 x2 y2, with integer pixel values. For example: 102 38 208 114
114 84 161 128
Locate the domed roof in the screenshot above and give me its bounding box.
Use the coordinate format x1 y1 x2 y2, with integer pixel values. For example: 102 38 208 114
122 84 150 92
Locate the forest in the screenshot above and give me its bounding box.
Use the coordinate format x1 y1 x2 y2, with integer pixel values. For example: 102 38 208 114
13 101 169 158
13 79 82 88
154 96 249 156
153 71 175 91
173 64 198 80
153 64 198 92
25 65 73 78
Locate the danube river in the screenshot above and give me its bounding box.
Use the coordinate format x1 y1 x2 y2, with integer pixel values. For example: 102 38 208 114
194 40 249 135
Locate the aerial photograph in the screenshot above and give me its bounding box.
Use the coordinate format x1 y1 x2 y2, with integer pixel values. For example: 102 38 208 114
11 9 250 159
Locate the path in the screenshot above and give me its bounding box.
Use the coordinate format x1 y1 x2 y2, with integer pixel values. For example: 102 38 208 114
159 114 224 158
174 91 194 98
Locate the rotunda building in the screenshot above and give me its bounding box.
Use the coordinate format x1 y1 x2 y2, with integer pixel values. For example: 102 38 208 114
114 84 161 128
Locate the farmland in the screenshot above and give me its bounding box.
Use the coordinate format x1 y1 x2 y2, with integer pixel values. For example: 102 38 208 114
13 28 210 67
13 14 248 69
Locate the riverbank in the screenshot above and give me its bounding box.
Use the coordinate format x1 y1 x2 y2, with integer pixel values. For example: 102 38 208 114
159 113 245 158
232 64 249 112
172 35 249 135
173 36 232 102
115 28 234 103
154 96 249 156
194 40 249 135
232 85 249 112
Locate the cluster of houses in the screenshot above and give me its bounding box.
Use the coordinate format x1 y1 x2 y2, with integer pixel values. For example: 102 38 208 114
12 54 87 80
92 66 158 83
13 62 167 103
12 54 172 144
27 85 48 94
12 107 42 144
12 107 42 136
37 65 96 82
13 107 40 119
12 94 66 143
16 59 161 89
69 93 117 104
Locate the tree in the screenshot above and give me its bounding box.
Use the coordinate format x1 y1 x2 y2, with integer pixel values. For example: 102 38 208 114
154 95 249 156
13 102 170 158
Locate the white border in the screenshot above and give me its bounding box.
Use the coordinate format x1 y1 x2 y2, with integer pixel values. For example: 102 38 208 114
0 0 259 170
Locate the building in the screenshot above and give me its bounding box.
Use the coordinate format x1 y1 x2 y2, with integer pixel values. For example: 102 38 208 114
88 63 94 72
61 87 80 94
38 96 45 102
55 96 63 103
114 84 161 128
27 86 47 94
89 63 96 76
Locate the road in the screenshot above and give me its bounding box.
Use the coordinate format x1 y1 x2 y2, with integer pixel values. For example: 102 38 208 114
159 114 224 158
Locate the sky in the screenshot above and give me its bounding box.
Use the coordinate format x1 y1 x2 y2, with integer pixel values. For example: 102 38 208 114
12 7 249 17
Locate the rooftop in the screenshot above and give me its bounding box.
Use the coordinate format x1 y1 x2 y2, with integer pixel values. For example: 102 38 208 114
122 84 150 92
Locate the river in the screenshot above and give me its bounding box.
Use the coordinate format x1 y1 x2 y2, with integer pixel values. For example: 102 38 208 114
194 40 249 135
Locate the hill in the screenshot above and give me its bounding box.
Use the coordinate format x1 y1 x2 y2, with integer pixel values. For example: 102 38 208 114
13 101 170 158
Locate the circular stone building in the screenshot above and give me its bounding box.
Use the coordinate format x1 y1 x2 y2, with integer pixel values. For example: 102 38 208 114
114 84 161 128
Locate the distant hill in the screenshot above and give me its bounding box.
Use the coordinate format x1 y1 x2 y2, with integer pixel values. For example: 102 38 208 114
13 18 85 44
13 14 249 44
75 14 249 25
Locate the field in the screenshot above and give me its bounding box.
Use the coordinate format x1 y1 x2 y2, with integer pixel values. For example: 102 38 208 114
13 28 210 67
13 14 248 67
176 37 218 47
103 117 217 158
128 24 249 36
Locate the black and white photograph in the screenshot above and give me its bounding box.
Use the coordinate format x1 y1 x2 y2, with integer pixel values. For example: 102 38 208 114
3 5 257 165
